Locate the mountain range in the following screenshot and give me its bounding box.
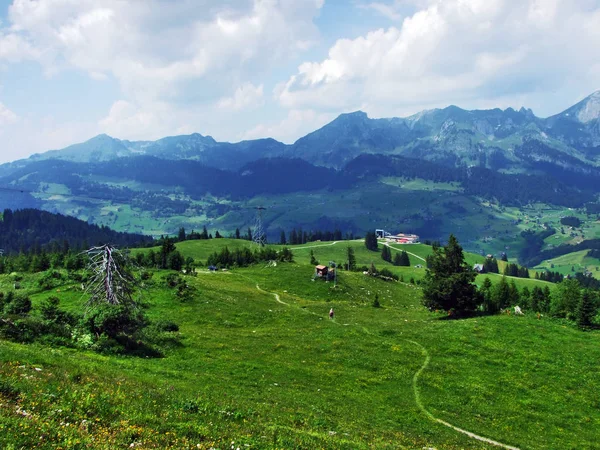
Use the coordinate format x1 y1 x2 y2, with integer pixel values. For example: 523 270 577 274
1 91 599 259
7 90 599 172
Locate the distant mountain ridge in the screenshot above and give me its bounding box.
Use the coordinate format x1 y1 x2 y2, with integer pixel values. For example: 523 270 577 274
3 90 595 175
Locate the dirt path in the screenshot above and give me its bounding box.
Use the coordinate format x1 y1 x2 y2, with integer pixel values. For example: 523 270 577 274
291 241 341 250
255 284 288 306
250 272 520 449
406 339 521 450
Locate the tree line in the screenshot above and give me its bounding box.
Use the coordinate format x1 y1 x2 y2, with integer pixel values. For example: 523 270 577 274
0 208 151 255
421 234 599 329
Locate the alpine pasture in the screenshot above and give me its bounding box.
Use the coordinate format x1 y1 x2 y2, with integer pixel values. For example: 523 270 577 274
1 239 599 449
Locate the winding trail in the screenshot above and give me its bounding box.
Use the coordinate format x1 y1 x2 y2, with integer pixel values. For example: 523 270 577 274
406 339 520 450
251 278 520 449
255 283 288 306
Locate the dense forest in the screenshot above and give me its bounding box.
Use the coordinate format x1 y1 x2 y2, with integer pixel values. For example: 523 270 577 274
0 209 152 254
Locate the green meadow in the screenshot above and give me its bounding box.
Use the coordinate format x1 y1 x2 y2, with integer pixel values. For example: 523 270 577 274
1 240 599 449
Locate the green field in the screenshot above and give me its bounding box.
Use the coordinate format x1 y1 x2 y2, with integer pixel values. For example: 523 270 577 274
1 240 598 449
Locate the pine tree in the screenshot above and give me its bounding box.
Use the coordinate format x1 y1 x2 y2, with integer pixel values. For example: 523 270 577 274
480 277 495 313
310 250 318 266
508 280 520 306
576 290 597 329
381 245 391 262
550 278 581 318
365 231 378 251
347 246 356 271
492 276 510 310
372 293 381 308
421 234 481 315
520 286 531 309
399 251 410 266
280 230 287 245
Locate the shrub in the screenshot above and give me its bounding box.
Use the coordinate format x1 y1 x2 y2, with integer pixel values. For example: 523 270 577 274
5 295 32 316
372 294 381 308
154 320 180 332
37 270 64 291
0 380 20 400
82 304 147 339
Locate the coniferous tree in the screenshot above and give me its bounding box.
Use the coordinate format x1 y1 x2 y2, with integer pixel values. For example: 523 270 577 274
521 286 531 309
550 278 581 318
421 234 481 315
530 286 543 312
201 226 209 240
576 290 597 329
542 286 552 312
480 277 495 313
347 246 356 271
492 276 510 312
310 250 318 266
509 280 520 306
372 293 381 308
235 228 241 239
381 245 392 262
280 231 287 245
399 251 410 266
365 231 378 251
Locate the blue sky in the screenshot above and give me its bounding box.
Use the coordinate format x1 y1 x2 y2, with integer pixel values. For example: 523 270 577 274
0 0 599 163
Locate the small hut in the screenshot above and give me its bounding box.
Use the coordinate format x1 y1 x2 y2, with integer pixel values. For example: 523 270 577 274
315 265 328 277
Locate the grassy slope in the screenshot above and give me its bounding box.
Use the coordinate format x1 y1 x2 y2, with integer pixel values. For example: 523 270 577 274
1 240 598 449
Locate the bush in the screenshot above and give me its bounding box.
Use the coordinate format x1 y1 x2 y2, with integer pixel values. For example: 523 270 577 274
378 268 399 281
372 294 381 308
153 320 180 332
0 379 20 400
165 273 181 287
82 304 147 339
5 295 32 316
37 270 64 291
40 296 76 325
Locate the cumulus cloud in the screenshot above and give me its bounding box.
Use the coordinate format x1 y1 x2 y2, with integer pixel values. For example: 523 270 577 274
0 102 18 126
278 0 600 117
4 0 322 105
217 82 264 111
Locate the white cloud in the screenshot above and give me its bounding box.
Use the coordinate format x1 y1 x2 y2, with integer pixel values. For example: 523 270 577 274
4 0 323 105
217 82 264 111
242 109 335 143
358 1 404 21
0 102 18 125
278 0 600 117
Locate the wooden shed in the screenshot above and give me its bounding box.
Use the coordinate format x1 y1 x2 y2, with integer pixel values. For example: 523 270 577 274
315 265 328 277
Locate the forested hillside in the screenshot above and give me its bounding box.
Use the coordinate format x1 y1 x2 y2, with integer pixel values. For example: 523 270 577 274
0 209 152 254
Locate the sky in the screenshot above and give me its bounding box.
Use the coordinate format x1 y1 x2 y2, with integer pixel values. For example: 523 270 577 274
0 0 599 163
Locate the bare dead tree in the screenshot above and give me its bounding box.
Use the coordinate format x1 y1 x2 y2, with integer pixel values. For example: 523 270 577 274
84 245 137 307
